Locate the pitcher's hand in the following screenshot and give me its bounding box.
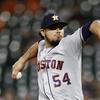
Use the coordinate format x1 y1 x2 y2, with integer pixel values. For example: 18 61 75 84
12 57 25 80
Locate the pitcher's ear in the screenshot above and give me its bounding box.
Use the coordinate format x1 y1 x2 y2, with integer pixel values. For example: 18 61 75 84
39 29 45 39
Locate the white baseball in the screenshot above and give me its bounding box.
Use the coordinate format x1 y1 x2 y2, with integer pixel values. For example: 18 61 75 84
16 72 22 79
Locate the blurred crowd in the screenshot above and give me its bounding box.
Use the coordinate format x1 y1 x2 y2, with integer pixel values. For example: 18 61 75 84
0 0 100 100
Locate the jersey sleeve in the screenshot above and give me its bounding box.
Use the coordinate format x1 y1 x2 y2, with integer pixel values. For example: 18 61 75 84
61 22 93 59
63 22 92 53
60 28 82 59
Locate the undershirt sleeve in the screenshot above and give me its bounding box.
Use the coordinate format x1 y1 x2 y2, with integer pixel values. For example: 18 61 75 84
81 21 93 42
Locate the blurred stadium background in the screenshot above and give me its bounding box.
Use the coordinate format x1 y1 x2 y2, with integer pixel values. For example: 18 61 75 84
0 0 100 100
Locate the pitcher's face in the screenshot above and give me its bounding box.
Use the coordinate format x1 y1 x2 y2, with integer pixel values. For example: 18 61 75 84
41 24 64 46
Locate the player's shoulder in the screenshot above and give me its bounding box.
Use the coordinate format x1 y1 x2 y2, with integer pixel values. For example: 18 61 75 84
61 34 72 43
38 39 45 48
38 40 45 45
60 28 82 44
63 28 81 40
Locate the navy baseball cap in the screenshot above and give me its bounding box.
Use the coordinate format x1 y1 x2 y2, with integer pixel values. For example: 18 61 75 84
40 13 67 29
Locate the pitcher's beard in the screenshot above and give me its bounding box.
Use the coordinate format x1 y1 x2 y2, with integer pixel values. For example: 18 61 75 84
45 35 60 47
50 40 60 46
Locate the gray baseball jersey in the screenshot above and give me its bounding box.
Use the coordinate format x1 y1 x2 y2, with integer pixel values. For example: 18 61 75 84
37 28 84 100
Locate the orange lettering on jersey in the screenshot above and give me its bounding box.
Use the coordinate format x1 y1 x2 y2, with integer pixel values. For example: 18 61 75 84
56 60 64 70
46 60 51 69
51 60 56 69
41 60 46 69
37 59 64 71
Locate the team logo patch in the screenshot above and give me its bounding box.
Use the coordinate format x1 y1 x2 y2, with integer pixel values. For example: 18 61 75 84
52 15 59 21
